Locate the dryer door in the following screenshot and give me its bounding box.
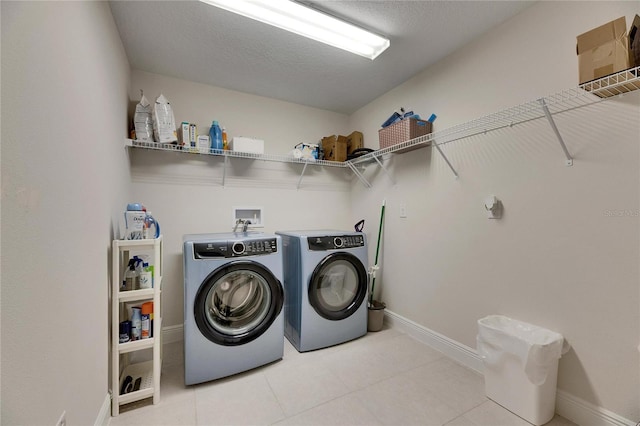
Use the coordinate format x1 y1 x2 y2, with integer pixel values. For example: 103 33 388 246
194 260 283 346
308 252 367 321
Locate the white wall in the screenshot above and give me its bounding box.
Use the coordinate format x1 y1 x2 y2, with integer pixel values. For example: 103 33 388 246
1 2 131 424
349 1 639 421
128 70 354 327
2 1 638 424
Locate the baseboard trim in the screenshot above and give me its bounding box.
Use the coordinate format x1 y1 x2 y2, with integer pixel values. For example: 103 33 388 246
555 390 637 426
94 392 111 426
384 309 483 373
383 309 636 426
162 323 184 344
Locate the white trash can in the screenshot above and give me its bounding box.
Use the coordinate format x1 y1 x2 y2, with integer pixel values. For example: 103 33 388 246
477 315 568 426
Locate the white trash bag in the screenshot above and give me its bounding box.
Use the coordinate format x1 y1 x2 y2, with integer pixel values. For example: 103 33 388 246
477 315 570 386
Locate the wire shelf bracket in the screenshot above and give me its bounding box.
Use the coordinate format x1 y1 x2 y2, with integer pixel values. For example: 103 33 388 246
432 141 459 178
539 98 573 166
346 161 372 188
372 156 396 185
296 162 309 190
222 154 229 186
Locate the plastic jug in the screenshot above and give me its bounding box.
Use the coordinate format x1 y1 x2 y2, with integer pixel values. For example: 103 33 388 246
144 212 160 239
209 121 223 152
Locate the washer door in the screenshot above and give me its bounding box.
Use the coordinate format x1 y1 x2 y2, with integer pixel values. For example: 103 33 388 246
194 260 283 346
308 252 367 321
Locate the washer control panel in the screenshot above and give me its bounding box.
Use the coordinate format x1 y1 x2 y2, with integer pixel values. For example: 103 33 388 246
193 238 278 259
308 234 364 251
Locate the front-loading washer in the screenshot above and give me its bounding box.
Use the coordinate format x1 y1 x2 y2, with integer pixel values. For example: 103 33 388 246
183 232 284 385
275 230 368 352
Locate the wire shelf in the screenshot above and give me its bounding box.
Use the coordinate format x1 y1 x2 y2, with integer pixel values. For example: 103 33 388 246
126 66 639 181
127 140 349 168
350 66 640 166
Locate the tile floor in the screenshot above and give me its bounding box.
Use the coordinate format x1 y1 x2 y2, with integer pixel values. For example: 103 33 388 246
109 326 576 426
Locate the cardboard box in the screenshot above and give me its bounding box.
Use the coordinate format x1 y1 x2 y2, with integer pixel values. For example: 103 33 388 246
346 131 364 155
321 135 347 162
630 14 640 66
189 124 197 151
179 122 190 148
378 117 432 153
577 16 631 84
230 137 264 154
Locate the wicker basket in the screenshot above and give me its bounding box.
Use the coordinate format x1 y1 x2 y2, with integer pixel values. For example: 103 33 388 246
378 117 432 153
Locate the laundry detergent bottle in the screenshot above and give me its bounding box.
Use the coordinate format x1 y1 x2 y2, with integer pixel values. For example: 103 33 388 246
209 120 223 152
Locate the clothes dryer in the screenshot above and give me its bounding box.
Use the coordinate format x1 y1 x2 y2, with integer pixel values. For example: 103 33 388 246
276 230 368 352
183 232 284 385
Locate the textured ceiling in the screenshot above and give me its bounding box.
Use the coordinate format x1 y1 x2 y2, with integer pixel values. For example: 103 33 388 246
109 1 534 114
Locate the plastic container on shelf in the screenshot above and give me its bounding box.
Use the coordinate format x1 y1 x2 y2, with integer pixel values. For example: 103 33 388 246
123 259 138 291
209 121 223 152
222 127 229 150
139 262 152 289
131 307 142 341
140 303 151 339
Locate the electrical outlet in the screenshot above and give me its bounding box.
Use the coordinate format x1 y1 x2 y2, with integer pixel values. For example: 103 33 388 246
56 410 66 426
400 203 407 218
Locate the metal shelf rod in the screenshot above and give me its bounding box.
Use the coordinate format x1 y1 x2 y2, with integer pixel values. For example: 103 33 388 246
372 156 396 185
539 98 573 166
433 142 459 178
222 155 229 186
296 162 308 190
346 162 371 188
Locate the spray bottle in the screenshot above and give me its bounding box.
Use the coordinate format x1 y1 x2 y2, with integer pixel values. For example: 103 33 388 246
139 262 152 289
123 259 138 291
133 256 144 290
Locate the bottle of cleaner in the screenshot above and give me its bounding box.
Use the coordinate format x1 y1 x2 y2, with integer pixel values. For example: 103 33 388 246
133 256 144 290
123 259 138 291
131 307 142 341
141 302 153 339
142 301 154 337
222 127 229 150
139 262 152 289
209 121 223 152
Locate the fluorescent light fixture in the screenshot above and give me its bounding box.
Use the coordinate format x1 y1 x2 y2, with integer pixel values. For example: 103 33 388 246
200 0 390 60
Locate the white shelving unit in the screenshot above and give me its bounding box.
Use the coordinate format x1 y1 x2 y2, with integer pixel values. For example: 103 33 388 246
125 66 640 185
111 236 163 416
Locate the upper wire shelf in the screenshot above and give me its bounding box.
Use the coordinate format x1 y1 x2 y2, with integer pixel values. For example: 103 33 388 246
350 66 640 166
125 139 349 168
126 66 639 183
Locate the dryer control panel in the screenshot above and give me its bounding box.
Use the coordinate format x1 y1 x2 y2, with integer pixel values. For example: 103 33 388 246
308 234 364 251
193 238 278 259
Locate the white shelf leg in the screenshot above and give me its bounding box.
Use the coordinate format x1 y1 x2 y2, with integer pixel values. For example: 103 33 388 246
539 98 574 166
433 141 459 178
296 162 308 190
346 162 372 188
